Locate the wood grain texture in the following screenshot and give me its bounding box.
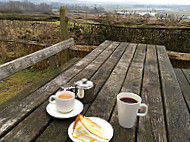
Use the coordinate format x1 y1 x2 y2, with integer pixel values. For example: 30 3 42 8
110 44 147 142
0 41 111 138
0 101 51 142
137 45 167 142
121 44 146 94
85 42 130 119
1 41 189 142
167 51 190 61
83 42 136 142
68 42 120 86
174 68 190 110
36 42 127 142
182 69 190 84
157 45 190 142
0 38 74 80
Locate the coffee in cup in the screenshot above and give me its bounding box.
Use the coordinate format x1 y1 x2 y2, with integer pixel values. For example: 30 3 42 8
117 92 148 128
49 91 75 113
58 93 73 100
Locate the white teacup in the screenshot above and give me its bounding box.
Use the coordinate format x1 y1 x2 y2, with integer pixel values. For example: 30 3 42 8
49 91 75 113
117 92 148 128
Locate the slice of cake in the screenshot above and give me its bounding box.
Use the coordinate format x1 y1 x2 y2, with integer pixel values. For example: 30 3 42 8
73 114 109 142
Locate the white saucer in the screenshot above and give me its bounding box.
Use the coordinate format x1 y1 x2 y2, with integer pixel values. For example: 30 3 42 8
68 117 113 142
46 99 83 119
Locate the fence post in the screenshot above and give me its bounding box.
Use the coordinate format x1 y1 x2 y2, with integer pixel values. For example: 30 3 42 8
60 7 69 40
60 7 70 65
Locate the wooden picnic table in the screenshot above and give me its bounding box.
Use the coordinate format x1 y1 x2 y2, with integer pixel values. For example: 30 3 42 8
0 40 189 142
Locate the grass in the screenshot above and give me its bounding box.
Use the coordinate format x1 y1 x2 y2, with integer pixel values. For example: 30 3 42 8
52 9 59 12
162 11 190 17
0 67 51 105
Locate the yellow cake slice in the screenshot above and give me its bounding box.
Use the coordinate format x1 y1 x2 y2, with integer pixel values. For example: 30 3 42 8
73 114 109 142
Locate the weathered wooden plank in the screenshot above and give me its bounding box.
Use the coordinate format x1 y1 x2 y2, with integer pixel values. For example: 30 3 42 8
121 44 146 94
0 58 81 113
0 40 112 137
0 101 51 142
157 45 190 142
167 51 190 61
137 45 167 142
85 43 136 119
67 42 120 86
174 68 190 110
110 44 147 142
36 42 128 142
0 38 51 47
1 97 90 142
182 69 190 84
0 38 74 80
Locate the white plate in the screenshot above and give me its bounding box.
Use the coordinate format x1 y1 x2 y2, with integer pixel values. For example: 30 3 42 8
46 99 83 119
68 117 113 142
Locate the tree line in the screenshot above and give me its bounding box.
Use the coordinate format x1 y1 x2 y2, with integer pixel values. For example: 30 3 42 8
0 1 106 14
0 1 52 13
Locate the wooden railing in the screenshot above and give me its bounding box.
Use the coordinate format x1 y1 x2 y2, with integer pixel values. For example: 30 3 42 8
0 39 51 47
0 38 74 80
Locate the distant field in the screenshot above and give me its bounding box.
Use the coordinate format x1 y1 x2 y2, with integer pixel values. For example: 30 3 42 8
1 12 190 26
0 12 190 55
158 10 190 17
0 13 59 21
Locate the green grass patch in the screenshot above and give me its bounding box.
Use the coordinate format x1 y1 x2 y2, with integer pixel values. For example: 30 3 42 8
0 67 51 105
52 9 59 12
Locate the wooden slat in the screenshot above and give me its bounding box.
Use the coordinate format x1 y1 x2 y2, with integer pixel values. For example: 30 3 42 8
182 69 190 84
0 58 81 113
110 44 147 142
0 40 112 138
36 42 128 142
157 45 190 142
85 42 133 118
79 22 190 30
0 38 74 80
174 68 190 110
121 44 146 94
67 42 120 86
167 51 190 61
137 45 167 142
0 102 51 142
82 43 137 142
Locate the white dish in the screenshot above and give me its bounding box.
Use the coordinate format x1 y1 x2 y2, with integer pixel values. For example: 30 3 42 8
68 117 113 142
46 99 83 119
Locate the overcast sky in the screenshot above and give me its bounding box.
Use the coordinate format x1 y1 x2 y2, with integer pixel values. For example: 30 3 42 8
82 0 190 5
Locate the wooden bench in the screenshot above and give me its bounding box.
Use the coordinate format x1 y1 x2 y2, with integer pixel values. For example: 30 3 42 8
0 38 80 112
0 38 74 80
